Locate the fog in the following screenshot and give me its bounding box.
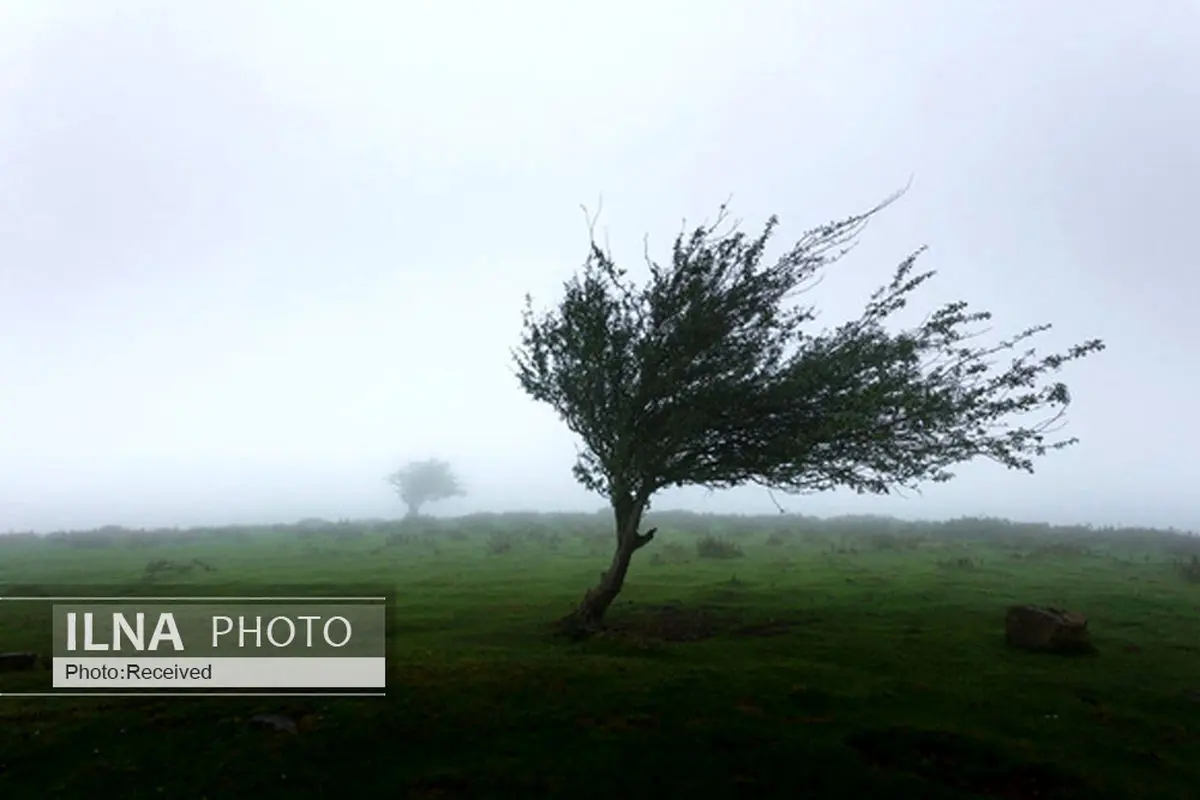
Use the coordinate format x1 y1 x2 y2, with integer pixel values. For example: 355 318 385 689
1 1 1196 533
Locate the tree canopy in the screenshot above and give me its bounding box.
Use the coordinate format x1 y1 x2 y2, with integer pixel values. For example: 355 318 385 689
385 458 465 518
514 191 1105 633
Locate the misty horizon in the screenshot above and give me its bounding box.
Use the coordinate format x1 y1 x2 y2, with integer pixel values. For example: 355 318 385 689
2 2 1197 535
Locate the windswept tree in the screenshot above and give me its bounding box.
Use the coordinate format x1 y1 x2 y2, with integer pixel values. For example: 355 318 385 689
514 190 1104 635
385 458 465 518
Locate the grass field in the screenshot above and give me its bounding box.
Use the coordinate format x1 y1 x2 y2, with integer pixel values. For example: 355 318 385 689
2 511 1199 798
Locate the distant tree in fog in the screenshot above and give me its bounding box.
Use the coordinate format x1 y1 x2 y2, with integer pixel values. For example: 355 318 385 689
514 189 1105 636
385 459 465 518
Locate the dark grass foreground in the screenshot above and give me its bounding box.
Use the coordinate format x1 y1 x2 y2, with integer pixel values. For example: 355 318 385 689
2 512 1200 798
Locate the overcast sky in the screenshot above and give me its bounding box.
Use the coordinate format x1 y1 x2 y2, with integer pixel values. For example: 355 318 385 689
1 1 1196 533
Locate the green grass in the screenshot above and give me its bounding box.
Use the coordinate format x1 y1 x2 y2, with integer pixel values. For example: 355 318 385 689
2 512 1200 798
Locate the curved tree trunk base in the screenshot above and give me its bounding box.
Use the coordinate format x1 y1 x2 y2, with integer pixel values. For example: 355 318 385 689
551 583 618 641
550 610 602 641
551 516 657 641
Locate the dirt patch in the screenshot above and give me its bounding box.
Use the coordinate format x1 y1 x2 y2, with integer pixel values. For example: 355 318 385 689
846 726 1092 799
602 603 721 642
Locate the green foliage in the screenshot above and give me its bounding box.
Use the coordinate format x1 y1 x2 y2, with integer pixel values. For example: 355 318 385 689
696 535 744 559
384 531 420 547
385 458 466 517
486 531 517 555
142 557 217 581
514 191 1104 504
1176 555 1200 583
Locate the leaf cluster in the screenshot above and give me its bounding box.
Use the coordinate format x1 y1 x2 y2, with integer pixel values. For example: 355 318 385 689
514 191 1104 503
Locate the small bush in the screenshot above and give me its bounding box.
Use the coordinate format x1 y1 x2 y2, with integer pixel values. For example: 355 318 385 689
384 532 419 547
143 558 216 581
1177 555 1200 583
487 532 517 555
696 536 744 560
937 556 981 571
765 532 788 547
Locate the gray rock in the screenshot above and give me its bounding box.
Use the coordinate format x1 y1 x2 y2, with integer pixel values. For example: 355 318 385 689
1005 605 1092 654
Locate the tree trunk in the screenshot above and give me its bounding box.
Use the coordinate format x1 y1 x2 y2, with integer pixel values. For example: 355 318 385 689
556 494 656 638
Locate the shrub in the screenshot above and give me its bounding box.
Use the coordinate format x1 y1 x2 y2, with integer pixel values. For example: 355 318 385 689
696 535 744 560
384 532 419 547
937 556 981 571
143 558 216 581
1177 555 1200 584
487 532 517 555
